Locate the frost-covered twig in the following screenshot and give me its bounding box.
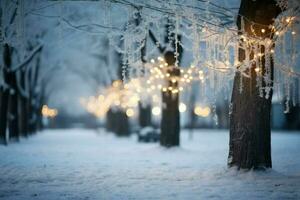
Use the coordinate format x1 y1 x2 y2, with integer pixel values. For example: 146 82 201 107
9 44 43 72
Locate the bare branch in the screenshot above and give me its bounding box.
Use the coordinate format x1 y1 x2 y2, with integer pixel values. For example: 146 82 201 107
10 44 43 72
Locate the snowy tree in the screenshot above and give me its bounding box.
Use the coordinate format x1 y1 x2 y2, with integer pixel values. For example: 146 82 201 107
0 0 43 143
228 0 300 169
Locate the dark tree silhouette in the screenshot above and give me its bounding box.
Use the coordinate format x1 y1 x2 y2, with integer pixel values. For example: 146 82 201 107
0 44 11 144
160 51 181 147
0 42 43 145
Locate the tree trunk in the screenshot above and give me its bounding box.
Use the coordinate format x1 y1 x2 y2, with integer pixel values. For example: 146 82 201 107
31 55 41 133
138 19 152 129
7 64 19 140
115 110 129 136
8 84 19 140
106 108 129 136
138 103 152 128
0 89 8 144
19 95 28 137
188 93 196 140
18 69 28 136
161 86 180 147
28 100 36 134
160 51 180 147
0 44 11 144
228 0 281 169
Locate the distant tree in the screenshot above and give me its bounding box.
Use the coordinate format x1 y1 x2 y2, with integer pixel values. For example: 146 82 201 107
147 21 183 147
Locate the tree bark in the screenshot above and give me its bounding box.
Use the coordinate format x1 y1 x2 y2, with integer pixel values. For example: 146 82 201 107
138 20 152 129
228 0 281 169
138 103 152 128
160 51 180 147
0 44 11 144
8 82 19 140
19 95 28 137
0 89 8 144
106 108 129 136
160 84 180 147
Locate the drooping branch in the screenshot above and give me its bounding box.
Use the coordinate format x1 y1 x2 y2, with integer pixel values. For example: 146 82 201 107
148 30 165 53
9 44 43 72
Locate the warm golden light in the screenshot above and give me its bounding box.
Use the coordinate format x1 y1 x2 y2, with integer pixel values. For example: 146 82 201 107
194 106 210 117
152 106 161 116
42 105 58 118
126 108 135 117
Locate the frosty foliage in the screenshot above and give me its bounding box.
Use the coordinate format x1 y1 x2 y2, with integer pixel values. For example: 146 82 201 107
1 0 300 116
102 0 300 115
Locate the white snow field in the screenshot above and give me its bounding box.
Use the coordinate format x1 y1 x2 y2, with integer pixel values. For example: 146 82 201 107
0 129 299 200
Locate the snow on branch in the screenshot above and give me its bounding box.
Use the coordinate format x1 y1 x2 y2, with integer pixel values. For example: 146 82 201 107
9 44 43 72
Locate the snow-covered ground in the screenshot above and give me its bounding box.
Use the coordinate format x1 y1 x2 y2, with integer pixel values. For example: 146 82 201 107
0 129 299 200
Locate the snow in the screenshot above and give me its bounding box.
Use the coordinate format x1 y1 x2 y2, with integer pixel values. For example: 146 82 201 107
0 129 299 200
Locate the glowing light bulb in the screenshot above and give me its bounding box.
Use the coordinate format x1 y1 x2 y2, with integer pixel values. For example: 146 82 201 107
126 108 134 117
172 89 179 94
179 103 186 113
152 106 161 116
194 106 210 117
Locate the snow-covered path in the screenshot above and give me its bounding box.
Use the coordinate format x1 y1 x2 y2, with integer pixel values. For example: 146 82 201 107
0 129 299 200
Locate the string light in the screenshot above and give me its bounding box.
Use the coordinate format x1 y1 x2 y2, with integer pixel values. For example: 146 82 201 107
194 106 210 117
42 105 58 118
152 106 161 116
82 9 299 119
126 108 135 117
